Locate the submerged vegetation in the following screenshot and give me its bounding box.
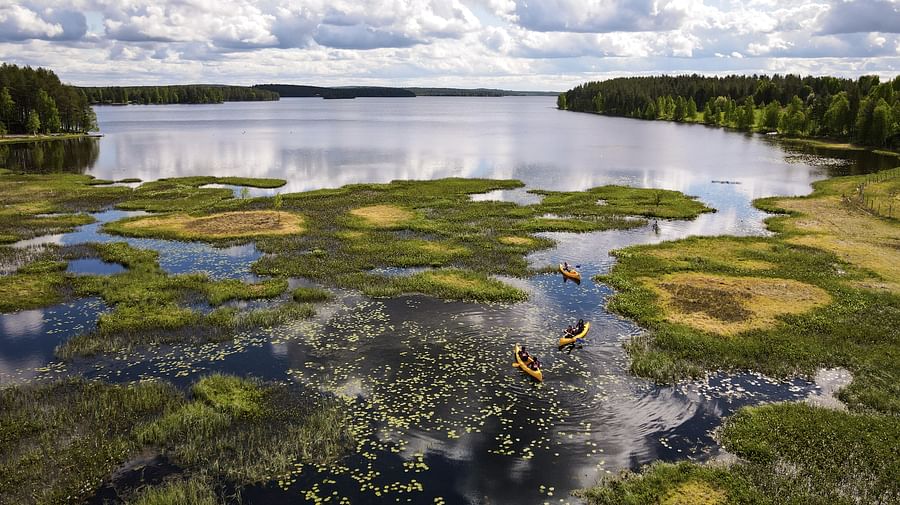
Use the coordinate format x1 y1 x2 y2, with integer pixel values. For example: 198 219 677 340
0 375 352 504
583 167 900 501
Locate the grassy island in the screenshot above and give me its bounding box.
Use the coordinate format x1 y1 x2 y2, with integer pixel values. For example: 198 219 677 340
580 167 900 503
0 169 711 356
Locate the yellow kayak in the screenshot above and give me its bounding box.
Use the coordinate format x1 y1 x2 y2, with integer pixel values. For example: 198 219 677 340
513 344 543 381
558 322 590 346
560 264 581 281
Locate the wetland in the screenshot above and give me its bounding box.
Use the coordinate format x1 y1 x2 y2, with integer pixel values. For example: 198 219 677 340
1 97 898 504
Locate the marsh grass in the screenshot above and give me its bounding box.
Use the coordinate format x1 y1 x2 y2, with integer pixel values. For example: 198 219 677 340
53 242 314 357
115 176 284 213
235 178 709 302
0 378 182 505
136 374 354 485
0 375 353 504
0 171 126 243
0 172 712 304
291 286 334 303
584 168 900 505
598 168 900 414
578 402 900 505
203 278 288 305
128 477 219 505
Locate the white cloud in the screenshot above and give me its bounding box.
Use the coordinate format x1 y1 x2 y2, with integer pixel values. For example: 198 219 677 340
0 0 896 89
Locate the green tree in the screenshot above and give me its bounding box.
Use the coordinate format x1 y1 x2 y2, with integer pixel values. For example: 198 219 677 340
855 97 876 144
868 99 893 147
673 96 686 121
0 121 6 137
273 193 284 223
702 102 715 124
592 93 604 113
762 101 781 131
665 96 676 119
656 96 667 119
45 106 61 133
686 97 697 120
557 93 567 110
824 92 851 136
26 111 40 135
779 96 809 135
737 97 755 130
81 108 98 132
0 87 13 126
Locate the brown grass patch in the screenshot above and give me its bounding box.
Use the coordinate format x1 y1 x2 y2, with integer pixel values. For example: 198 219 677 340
661 481 726 505
774 195 900 292
349 205 414 227
499 236 536 246
648 272 830 336
648 240 774 271
120 211 304 240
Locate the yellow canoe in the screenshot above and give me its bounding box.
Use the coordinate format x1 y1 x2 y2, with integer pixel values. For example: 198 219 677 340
559 264 581 281
513 344 543 381
558 321 590 346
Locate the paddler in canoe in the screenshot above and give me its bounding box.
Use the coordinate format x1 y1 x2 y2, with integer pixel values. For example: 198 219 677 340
560 261 581 281
559 319 590 346
513 344 543 381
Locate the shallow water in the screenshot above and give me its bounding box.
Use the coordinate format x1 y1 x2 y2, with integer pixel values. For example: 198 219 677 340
1 98 895 503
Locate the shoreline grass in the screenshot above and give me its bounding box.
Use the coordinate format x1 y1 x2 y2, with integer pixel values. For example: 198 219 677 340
776 136 900 157
0 133 94 145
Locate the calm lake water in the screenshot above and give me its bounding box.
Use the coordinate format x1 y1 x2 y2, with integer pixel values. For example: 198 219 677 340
1 97 895 504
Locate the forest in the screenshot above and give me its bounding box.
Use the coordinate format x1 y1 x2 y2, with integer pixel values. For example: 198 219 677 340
0 63 97 135
80 85 279 105
253 84 415 98
559 74 900 148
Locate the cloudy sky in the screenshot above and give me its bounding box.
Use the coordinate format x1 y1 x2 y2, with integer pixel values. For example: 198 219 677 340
1 0 898 90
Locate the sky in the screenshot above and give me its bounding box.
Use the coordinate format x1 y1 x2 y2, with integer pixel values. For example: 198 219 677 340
0 0 898 90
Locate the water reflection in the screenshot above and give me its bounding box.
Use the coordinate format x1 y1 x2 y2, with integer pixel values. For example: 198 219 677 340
0 298 105 384
0 137 99 173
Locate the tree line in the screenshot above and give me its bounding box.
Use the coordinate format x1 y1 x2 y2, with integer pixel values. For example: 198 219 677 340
0 63 97 136
558 74 900 148
80 85 279 105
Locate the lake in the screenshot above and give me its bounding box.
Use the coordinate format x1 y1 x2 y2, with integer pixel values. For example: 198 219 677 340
1 97 893 504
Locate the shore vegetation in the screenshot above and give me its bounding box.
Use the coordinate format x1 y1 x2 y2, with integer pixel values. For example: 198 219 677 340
582 167 900 501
